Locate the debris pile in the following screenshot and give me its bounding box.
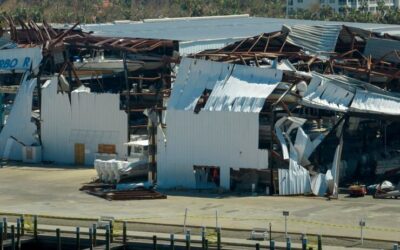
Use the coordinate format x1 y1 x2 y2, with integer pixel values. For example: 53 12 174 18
80 182 166 201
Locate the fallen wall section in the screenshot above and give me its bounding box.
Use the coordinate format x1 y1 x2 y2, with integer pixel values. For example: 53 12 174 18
0 74 39 160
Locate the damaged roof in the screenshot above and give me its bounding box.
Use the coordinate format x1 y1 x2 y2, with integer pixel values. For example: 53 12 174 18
301 73 400 116
81 16 400 42
168 58 283 113
283 25 342 55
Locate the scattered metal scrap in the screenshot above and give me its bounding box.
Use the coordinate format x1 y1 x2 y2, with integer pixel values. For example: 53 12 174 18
372 181 400 199
80 182 167 201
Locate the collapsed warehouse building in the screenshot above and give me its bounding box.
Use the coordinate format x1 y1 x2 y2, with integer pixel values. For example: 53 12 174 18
157 24 400 196
0 17 178 183
1 17 400 197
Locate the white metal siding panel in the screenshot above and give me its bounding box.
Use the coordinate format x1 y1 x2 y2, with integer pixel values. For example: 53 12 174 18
157 110 268 189
41 77 128 165
170 58 282 112
159 58 281 189
0 75 39 160
301 74 354 111
350 89 400 115
204 65 282 112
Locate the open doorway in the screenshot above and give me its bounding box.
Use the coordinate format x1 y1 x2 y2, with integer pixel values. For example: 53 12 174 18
230 168 273 194
193 165 220 189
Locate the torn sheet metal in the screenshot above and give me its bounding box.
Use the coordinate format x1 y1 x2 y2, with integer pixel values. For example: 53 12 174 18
364 37 400 63
330 136 344 198
0 47 42 73
0 74 39 160
283 25 342 54
275 116 334 196
168 58 232 111
279 147 312 196
301 73 400 116
350 90 400 116
204 64 282 112
294 127 325 166
168 58 283 112
274 116 307 160
311 173 328 196
301 73 354 112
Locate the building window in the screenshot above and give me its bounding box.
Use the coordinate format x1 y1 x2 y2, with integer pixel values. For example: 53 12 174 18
339 0 347 5
330 0 335 3
288 0 293 5
298 0 303 3
320 0 325 3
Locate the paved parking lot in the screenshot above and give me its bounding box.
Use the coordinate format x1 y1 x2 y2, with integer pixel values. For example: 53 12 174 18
0 164 399 243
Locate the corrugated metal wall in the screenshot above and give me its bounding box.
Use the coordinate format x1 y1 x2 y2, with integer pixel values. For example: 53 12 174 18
157 110 269 189
41 77 128 165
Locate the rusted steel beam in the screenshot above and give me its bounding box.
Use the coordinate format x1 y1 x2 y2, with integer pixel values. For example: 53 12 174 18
232 38 248 53
248 33 264 53
50 22 80 47
93 37 115 46
43 20 58 37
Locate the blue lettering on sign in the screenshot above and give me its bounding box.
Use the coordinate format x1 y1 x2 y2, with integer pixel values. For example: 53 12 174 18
0 58 21 69
22 57 30 68
10 59 18 68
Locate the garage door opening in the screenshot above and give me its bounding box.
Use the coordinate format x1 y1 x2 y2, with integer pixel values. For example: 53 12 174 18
193 165 220 189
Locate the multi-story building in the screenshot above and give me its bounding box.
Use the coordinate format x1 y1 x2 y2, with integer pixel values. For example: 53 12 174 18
287 0 399 14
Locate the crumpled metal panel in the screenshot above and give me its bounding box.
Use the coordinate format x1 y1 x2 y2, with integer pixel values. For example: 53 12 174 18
284 25 342 54
350 89 400 115
278 148 312 196
301 73 354 112
204 64 282 112
301 73 400 116
275 116 312 196
0 74 39 160
168 58 283 113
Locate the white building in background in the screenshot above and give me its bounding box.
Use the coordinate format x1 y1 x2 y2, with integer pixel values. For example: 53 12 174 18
287 0 399 14
157 58 284 190
41 76 128 165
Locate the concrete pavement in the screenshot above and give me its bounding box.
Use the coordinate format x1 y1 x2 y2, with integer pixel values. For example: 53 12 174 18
0 165 399 246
